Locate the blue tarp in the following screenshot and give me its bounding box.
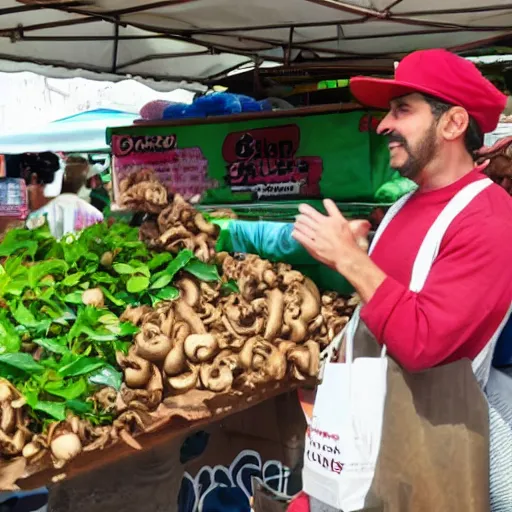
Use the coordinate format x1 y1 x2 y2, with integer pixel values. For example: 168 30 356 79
0 108 138 154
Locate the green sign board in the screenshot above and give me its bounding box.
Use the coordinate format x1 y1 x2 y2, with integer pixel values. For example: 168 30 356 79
107 108 393 207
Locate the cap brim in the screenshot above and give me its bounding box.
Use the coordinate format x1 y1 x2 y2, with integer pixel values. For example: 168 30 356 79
349 76 442 110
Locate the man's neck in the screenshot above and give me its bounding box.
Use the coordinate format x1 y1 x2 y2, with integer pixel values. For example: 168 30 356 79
415 152 476 192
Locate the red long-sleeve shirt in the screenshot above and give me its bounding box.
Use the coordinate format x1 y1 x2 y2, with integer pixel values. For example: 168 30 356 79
360 169 512 372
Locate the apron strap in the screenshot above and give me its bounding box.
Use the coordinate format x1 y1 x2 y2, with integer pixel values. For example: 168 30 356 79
369 190 415 256
409 178 493 293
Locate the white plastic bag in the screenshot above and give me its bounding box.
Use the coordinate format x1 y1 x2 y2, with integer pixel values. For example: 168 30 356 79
302 311 388 511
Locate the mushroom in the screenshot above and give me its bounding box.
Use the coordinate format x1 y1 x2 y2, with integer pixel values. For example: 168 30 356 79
100 251 114 267
200 363 233 393
120 305 152 326
93 387 118 413
176 300 206 334
238 337 260 371
1 402 15 434
264 288 284 341
22 442 41 459
194 212 218 236
166 364 200 394
177 277 200 308
81 288 105 308
283 309 307 343
0 429 25 456
159 307 175 338
116 347 152 388
50 432 82 463
184 334 219 363
288 341 321 380
134 325 172 362
253 341 287 381
163 322 190 376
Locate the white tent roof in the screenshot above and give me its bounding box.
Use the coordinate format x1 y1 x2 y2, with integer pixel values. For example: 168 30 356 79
0 108 138 154
1 0 512 85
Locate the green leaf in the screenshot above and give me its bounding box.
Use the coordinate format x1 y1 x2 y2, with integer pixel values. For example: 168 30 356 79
33 337 70 355
148 253 173 270
221 279 239 295
92 273 118 285
33 400 66 421
66 399 93 415
0 238 38 258
44 378 87 400
28 260 68 288
61 272 85 287
126 275 150 294
117 322 139 337
128 261 150 278
11 301 37 327
99 286 125 307
150 274 173 290
58 357 106 378
113 340 132 354
151 286 179 306
161 249 194 281
63 291 84 305
113 263 136 275
0 353 43 373
88 365 123 391
184 259 220 282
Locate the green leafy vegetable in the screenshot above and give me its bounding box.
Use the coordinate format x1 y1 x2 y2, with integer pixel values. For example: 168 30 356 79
0 353 43 373
58 356 106 378
185 259 221 282
88 365 123 391
126 275 150 293
44 378 87 400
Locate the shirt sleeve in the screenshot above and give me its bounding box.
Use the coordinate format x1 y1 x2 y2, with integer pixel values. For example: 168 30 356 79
360 217 512 372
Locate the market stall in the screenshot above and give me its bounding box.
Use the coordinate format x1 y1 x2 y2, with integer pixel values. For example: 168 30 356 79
0 2 511 511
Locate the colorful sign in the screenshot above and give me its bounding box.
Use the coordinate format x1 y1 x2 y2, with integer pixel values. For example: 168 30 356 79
108 109 392 206
222 125 322 199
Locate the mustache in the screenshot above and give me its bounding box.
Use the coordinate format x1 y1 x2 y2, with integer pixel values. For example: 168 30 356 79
387 132 407 145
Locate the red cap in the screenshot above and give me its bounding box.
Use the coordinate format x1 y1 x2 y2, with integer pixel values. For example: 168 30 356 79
350 49 507 134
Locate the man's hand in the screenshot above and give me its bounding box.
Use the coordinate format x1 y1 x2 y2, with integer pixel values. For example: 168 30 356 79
292 199 387 303
292 199 370 273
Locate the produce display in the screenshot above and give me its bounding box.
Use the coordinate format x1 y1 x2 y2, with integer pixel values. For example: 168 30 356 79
0 170 356 488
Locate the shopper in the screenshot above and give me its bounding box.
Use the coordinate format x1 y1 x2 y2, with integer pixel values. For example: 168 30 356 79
288 49 512 512
27 154 103 238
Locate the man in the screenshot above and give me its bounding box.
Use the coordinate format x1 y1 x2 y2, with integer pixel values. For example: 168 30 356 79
289 49 512 511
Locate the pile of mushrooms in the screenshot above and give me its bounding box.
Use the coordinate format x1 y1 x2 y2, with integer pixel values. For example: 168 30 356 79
0 380 33 460
139 193 219 262
118 169 169 213
0 380 157 471
112 252 358 405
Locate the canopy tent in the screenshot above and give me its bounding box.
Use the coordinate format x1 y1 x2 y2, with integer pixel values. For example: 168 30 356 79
1 0 512 87
0 108 138 154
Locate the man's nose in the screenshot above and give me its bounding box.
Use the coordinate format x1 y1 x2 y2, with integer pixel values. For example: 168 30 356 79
377 114 393 135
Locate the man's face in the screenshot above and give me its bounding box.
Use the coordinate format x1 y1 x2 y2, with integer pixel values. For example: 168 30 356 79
377 93 440 181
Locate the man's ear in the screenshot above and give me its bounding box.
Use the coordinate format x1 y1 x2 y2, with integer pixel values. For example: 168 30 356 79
439 107 469 141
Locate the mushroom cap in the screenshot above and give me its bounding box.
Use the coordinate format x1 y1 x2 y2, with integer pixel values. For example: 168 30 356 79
50 432 82 462
81 288 105 308
200 363 233 393
184 334 219 363
135 331 173 362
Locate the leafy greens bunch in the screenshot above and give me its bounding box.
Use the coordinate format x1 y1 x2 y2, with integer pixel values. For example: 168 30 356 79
0 220 222 429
